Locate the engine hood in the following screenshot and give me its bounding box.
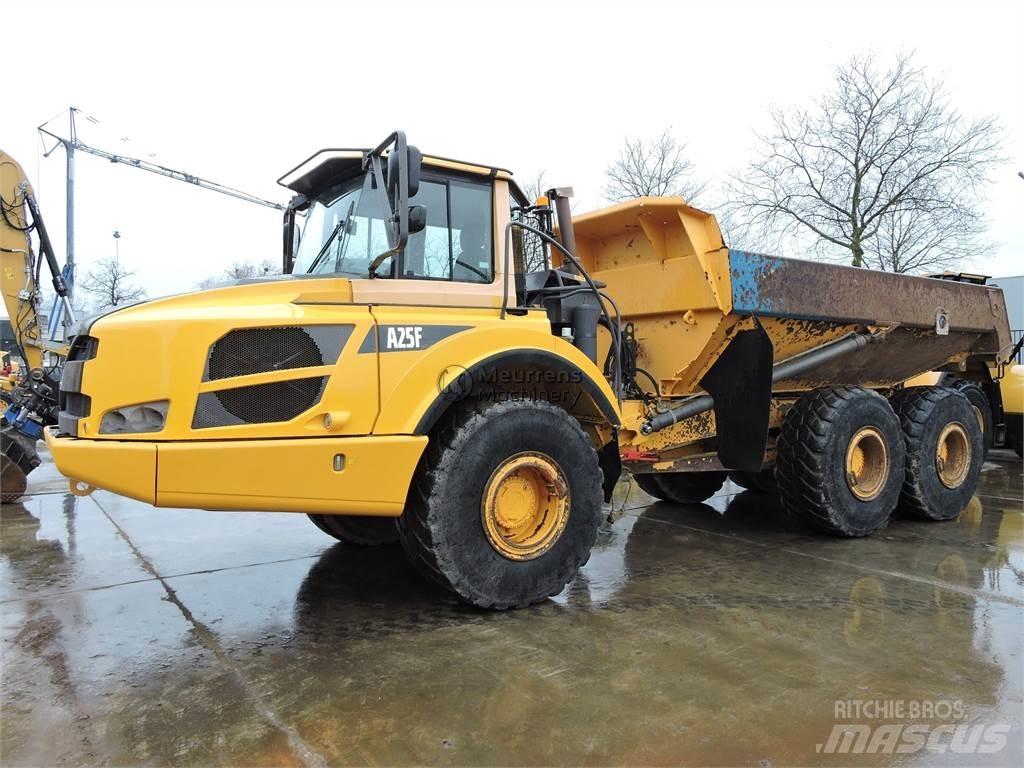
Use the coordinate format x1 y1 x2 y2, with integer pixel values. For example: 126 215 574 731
62 274 380 441
79 274 354 335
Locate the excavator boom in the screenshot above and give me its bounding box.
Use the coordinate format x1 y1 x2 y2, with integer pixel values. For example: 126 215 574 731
1 149 70 502
1 149 72 365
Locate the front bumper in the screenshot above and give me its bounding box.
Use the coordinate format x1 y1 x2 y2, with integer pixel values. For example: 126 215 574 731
45 428 427 515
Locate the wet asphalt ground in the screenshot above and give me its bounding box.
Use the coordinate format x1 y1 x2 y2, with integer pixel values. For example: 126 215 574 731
1 448 1021 767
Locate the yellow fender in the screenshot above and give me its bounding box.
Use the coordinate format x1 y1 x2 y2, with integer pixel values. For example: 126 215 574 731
371 323 620 436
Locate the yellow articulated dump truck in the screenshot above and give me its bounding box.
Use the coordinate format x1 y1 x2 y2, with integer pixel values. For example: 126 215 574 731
44 132 1013 608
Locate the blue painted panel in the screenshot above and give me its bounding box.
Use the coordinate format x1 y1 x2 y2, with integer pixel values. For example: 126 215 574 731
729 250 784 314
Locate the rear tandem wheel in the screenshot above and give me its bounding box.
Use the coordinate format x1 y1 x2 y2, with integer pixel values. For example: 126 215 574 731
728 469 779 494
776 386 905 537
632 471 727 504
889 386 983 520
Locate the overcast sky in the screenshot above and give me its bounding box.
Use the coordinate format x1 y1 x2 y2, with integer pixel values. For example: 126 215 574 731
3 0 1022 319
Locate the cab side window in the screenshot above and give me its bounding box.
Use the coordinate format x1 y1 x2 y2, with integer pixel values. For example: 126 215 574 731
450 180 493 283
402 177 493 283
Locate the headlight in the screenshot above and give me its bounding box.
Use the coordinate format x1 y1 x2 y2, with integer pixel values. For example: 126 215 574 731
99 401 169 434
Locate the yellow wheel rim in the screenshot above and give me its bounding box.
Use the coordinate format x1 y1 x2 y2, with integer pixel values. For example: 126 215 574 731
936 421 971 489
845 427 889 501
481 452 570 561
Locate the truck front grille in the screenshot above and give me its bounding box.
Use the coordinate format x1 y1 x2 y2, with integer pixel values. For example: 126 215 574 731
192 376 329 429
57 335 98 436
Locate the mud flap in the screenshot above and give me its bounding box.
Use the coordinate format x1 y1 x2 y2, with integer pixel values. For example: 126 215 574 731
699 325 774 472
597 438 621 502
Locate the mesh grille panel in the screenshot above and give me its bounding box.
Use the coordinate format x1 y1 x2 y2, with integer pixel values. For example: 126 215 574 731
192 377 328 429
208 327 323 380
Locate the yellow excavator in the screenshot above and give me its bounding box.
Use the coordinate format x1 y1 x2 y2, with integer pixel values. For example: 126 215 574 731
1 150 74 501
41 132 1013 608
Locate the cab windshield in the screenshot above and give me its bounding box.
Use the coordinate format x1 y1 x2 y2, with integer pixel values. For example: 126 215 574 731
292 175 388 277
292 172 494 283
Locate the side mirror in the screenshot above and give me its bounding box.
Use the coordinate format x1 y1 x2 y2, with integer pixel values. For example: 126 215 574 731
407 146 421 198
365 131 423 277
387 144 422 202
408 204 427 235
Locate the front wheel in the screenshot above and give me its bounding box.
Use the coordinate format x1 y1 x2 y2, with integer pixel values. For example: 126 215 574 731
398 399 603 609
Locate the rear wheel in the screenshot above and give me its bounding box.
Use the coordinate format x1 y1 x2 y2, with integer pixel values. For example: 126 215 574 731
728 469 778 494
777 387 905 537
397 399 603 609
307 514 399 546
890 387 983 520
632 471 727 504
942 378 992 457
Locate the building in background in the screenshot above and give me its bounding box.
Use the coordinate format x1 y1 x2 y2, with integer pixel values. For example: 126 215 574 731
991 275 1023 362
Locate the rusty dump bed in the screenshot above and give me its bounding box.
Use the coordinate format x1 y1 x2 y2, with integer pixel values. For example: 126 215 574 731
725 249 1012 388
570 199 1012 396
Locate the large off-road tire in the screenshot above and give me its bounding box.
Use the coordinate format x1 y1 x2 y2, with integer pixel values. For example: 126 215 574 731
632 471 727 504
941 378 993 457
890 387 983 521
1 427 40 504
777 387 905 537
307 514 399 545
728 469 779 494
397 399 603 609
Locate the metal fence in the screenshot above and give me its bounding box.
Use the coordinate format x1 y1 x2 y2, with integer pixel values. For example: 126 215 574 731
1012 329 1023 364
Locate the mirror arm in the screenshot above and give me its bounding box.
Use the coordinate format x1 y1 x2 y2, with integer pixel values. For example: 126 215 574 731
282 194 306 274
363 131 400 168
365 131 412 278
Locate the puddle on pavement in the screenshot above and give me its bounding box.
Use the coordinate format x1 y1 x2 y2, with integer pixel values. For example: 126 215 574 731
0 455 1020 765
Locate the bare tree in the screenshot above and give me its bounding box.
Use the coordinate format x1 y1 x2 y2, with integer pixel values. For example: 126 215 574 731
225 259 277 279
605 129 707 203
81 256 146 309
727 54 1001 272
196 258 278 289
520 170 548 204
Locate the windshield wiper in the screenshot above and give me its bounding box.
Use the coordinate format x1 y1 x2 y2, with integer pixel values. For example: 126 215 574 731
307 200 355 274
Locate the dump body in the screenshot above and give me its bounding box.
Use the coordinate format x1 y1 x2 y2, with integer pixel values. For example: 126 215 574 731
569 199 1012 469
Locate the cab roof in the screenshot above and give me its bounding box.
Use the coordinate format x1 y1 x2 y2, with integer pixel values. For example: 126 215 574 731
278 148 514 198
